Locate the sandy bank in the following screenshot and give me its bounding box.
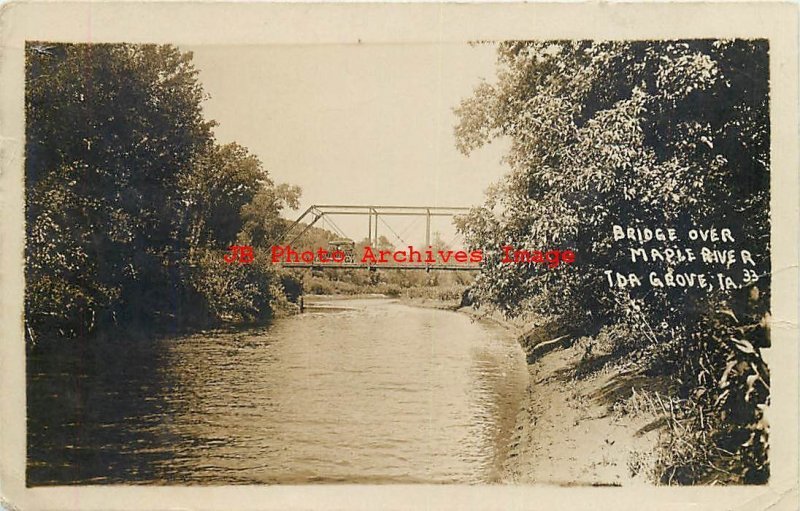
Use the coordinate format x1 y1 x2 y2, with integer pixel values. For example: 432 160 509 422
503 344 664 485
457 306 663 486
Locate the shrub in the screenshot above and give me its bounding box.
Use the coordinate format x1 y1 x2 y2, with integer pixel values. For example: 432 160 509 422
189 249 280 323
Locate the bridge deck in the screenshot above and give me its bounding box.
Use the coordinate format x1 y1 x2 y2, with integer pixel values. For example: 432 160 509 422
281 262 479 271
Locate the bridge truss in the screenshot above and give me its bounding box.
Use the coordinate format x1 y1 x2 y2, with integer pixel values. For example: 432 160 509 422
276 204 477 271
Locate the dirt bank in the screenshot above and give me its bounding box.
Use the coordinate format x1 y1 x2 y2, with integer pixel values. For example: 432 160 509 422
458 306 664 486
503 343 666 485
399 296 462 311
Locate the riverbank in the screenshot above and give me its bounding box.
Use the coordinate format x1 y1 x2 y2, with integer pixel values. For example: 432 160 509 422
456 306 665 486
399 296 462 311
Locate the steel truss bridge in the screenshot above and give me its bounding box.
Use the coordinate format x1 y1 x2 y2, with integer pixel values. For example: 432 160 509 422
276 204 479 271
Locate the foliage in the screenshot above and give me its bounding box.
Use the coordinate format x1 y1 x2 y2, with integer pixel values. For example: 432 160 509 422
239 183 301 247
663 291 770 483
190 249 284 322
180 143 265 249
26 44 210 340
400 284 466 302
454 40 770 484
279 271 305 303
25 43 299 346
300 269 469 300
287 223 474 297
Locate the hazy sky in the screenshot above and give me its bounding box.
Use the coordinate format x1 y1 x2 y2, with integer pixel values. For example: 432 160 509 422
185 43 509 245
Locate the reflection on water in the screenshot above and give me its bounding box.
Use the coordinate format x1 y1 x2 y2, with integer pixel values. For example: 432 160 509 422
28 298 527 485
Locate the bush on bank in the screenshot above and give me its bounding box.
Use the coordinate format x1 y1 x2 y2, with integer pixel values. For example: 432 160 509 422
189 249 292 323
300 270 469 301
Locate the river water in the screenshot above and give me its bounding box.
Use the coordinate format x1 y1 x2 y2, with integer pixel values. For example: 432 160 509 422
27 297 528 485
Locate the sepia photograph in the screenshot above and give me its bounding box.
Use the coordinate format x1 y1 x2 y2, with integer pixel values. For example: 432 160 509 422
23 36 772 486
1 2 798 510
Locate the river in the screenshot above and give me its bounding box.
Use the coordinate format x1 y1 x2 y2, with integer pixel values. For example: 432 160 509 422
27 297 528 485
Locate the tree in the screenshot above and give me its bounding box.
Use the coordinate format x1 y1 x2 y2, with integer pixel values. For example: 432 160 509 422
356 235 395 253
455 40 769 327
25 43 300 342
181 142 273 251
26 43 216 339
239 182 301 248
454 40 770 483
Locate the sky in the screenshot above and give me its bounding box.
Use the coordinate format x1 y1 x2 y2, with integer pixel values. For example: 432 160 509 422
185 43 510 247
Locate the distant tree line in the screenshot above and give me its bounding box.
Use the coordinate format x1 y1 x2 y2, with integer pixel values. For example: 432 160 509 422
25 43 301 347
288 225 473 297
454 40 769 484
